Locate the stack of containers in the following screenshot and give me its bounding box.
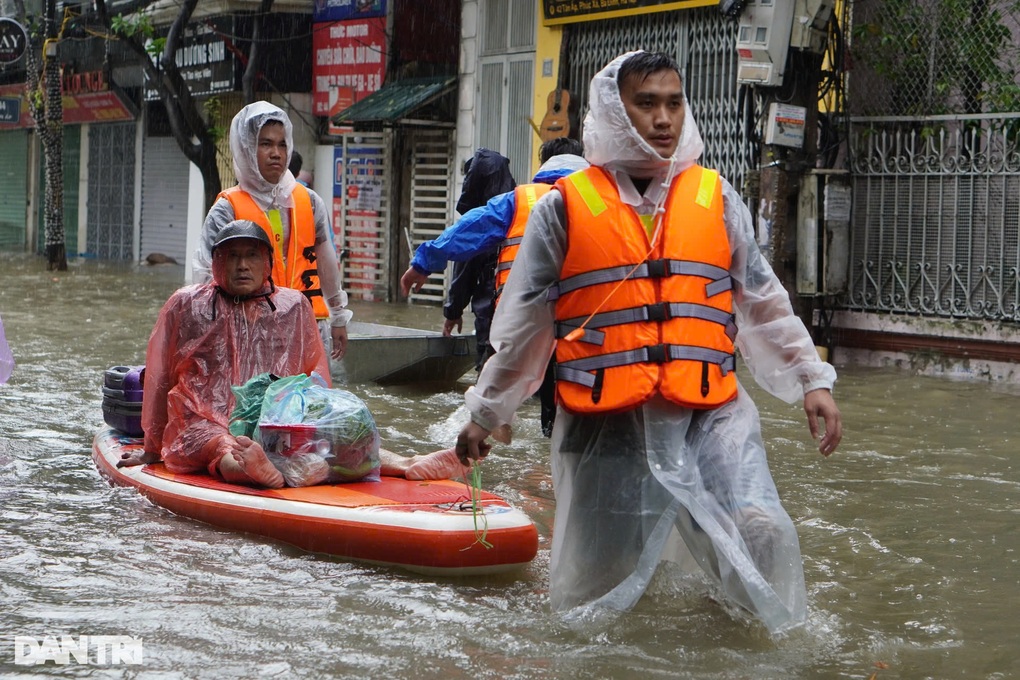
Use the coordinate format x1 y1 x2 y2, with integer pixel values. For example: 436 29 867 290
102 365 145 436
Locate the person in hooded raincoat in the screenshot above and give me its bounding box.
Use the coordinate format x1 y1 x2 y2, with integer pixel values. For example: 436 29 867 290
441 148 516 370
193 102 351 361
455 52 843 633
122 221 471 487
401 137 589 436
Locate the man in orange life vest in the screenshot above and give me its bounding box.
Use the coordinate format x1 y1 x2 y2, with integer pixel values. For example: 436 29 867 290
455 51 843 633
400 137 588 437
193 102 351 360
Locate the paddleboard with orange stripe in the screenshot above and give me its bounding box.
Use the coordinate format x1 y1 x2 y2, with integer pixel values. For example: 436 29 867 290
92 428 538 575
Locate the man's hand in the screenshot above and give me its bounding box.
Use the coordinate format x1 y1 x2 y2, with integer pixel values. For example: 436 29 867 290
117 448 160 468
400 267 429 296
443 317 463 337
455 421 493 466
331 325 348 360
804 388 842 457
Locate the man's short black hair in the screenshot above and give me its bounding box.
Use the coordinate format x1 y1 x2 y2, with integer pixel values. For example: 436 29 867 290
288 150 303 175
617 51 681 87
539 137 584 163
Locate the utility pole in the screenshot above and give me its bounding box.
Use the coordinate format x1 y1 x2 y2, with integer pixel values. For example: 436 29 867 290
759 49 822 329
731 0 834 334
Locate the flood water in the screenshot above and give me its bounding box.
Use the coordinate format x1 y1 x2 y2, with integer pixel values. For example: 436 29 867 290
1 253 1018 679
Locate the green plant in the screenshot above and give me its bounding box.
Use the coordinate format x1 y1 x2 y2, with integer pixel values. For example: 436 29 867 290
110 12 165 58
203 96 225 144
852 0 1020 116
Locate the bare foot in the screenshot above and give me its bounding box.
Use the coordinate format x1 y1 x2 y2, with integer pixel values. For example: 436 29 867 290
404 447 472 481
217 437 284 489
117 449 161 468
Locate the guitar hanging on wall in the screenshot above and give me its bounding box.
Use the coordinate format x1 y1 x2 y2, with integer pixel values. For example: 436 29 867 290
538 28 576 143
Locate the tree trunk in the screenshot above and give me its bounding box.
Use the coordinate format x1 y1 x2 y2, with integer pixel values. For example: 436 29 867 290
25 0 67 270
43 14 66 271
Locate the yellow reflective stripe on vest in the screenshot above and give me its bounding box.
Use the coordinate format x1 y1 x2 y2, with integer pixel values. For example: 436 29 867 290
567 171 608 217
695 169 718 210
266 209 285 266
523 185 540 211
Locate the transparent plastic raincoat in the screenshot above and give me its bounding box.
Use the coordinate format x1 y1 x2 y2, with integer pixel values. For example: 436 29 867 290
192 102 351 329
465 52 837 633
142 243 329 476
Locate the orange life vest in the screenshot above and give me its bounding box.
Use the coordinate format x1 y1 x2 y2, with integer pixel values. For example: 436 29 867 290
495 183 553 305
219 184 328 319
552 165 738 414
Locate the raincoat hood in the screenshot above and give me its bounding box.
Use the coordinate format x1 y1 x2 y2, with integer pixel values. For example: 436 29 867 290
456 148 516 214
582 51 704 180
532 154 590 185
230 101 298 209
210 232 275 310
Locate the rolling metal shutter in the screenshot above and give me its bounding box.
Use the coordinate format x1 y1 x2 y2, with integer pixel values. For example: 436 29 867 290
0 130 29 251
139 135 190 262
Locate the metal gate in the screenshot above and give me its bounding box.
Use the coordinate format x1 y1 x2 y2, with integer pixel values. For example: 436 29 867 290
565 8 750 190
0 130 29 251
406 128 456 305
86 123 136 260
337 131 391 301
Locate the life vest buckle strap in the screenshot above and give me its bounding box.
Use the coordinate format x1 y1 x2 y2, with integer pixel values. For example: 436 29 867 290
555 345 736 383
555 364 598 387
645 343 669 364
646 258 668 278
725 318 738 341
705 276 733 298
556 322 606 345
647 302 669 321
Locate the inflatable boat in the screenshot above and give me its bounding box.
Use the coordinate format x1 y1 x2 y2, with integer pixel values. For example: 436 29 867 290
93 428 538 576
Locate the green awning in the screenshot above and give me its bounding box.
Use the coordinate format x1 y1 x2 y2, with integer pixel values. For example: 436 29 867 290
331 76 457 125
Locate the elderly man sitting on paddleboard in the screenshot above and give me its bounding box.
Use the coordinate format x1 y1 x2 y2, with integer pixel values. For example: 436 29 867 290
118 221 468 488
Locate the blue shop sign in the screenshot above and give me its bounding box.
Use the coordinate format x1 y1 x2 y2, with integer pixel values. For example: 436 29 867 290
313 0 386 22
0 96 21 124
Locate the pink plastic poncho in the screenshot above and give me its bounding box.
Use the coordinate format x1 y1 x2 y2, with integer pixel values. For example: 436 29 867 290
141 249 329 475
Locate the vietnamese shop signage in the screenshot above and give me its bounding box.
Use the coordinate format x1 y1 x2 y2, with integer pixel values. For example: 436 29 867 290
0 17 28 64
0 96 20 124
542 0 714 25
313 0 386 22
312 17 386 117
143 18 237 100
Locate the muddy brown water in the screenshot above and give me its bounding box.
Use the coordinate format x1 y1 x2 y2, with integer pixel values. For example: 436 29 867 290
1 254 1018 678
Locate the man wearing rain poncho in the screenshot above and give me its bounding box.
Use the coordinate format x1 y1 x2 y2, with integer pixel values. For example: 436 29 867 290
123 221 471 487
456 52 843 633
193 102 352 360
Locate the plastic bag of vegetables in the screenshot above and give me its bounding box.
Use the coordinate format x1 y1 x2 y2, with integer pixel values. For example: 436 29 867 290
250 373 381 486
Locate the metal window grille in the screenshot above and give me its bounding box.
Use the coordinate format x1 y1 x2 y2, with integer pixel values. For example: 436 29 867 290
86 122 136 260
407 128 456 305
846 1 1020 320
